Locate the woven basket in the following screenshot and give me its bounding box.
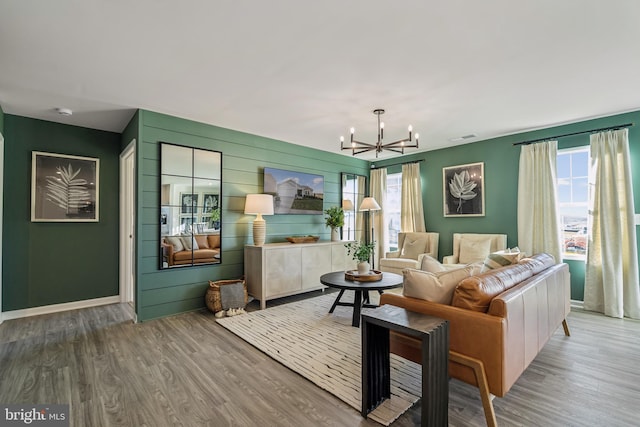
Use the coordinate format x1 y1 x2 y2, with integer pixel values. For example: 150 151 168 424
205 277 248 313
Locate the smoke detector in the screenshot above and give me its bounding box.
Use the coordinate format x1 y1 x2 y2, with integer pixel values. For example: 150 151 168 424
56 107 73 116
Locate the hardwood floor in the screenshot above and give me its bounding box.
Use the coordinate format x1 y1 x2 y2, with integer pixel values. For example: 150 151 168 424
1 292 639 426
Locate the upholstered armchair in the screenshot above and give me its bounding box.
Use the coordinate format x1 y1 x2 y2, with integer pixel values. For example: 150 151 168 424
443 233 507 267
379 232 439 275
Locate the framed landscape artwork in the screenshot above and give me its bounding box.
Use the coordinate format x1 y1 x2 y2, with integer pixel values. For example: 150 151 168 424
263 167 324 214
31 151 99 222
443 162 485 217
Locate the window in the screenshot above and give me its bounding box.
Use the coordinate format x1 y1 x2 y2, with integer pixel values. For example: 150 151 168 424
557 147 589 258
386 173 402 250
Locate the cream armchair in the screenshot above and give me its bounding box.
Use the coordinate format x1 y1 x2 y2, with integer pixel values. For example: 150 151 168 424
443 233 507 267
379 232 439 275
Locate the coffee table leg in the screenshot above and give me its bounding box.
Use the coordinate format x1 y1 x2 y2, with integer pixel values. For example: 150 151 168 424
329 289 345 313
352 290 363 327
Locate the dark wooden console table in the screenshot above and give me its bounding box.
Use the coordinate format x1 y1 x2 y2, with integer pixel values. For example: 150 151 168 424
361 305 449 426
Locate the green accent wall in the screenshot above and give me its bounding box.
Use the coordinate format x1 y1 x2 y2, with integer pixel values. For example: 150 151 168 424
2 115 121 311
135 110 369 321
374 110 640 301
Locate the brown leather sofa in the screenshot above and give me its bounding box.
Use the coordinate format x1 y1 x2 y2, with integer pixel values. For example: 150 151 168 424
162 234 221 266
380 253 570 426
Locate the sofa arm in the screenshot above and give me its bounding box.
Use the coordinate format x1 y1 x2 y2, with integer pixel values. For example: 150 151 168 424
384 251 400 258
161 242 175 266
443 255 458 264
379 293 508 397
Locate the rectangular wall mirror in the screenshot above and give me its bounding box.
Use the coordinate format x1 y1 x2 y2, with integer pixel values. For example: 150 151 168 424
341 173 367 242
160 143 222 269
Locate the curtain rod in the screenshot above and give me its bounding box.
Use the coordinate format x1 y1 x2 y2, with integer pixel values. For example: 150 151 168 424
513 123 634 146
370 159 424 170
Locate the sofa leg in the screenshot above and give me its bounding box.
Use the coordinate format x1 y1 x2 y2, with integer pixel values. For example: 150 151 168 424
562 319 571 336
450 351 498 427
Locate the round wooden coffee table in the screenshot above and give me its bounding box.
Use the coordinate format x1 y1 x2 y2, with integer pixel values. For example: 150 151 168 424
320 271 403 327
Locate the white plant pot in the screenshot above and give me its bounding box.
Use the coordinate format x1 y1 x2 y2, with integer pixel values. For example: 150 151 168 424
357 261 370 275
331 227 340 241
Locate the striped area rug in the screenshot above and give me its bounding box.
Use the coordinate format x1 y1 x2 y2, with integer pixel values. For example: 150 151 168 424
216 292 422 426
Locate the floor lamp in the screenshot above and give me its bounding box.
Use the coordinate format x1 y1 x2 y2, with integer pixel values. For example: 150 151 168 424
342 199 354 240
359 197 381 269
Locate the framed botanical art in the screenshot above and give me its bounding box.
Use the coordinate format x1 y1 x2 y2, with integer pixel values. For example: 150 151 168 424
180 193 198 214
31 151 99 222
443 162 485 217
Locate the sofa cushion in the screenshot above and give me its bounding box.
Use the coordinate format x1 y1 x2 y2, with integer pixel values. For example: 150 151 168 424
420 255 446 273
481 251 522 272
165 236 184 252
459 238 492 264
401 234 428 260
452 262 535 312
195 234 210 249
207 234 221 249
181 235 199 251
403 264 476 305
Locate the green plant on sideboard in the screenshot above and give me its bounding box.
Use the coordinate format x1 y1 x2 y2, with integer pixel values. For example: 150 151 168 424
324 206 345 228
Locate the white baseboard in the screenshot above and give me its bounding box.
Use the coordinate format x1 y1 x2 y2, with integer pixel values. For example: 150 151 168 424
570 299 584 310
1 295 121 321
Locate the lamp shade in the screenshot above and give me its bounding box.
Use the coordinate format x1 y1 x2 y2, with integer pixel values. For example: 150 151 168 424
244 194 274 215
342 199 354 210
359 197 381 211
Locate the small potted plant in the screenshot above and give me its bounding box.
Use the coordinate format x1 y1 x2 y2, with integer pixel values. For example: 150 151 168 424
345 241 376 274
324 206 345 241
210 208 221 230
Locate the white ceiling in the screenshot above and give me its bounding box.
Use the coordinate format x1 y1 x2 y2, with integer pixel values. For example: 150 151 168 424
1 1 640 160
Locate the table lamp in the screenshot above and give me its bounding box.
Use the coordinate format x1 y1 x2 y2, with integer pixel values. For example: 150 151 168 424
244 194 274 246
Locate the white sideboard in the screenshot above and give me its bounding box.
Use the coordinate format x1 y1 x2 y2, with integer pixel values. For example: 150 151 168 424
245 241 356 309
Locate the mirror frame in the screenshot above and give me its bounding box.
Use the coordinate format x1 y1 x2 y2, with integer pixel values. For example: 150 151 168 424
159 142 223 269
340 172 367 242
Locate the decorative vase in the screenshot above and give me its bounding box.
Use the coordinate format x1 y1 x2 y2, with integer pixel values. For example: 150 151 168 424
331 227 340 241
357 261 370 275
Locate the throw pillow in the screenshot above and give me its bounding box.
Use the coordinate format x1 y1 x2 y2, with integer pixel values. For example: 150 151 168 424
181 235 200 251
165 236 184 252
420 255 446 273
459 238 491 264
403 265 476 305
205 278 248 314
401 235 428 260
194 234 210 249
481 251 522 272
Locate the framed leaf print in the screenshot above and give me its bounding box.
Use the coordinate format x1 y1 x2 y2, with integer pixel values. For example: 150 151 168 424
443 162 484 217
31 151 100 222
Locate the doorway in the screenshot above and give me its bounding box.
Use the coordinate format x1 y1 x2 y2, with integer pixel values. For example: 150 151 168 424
119 139 136 320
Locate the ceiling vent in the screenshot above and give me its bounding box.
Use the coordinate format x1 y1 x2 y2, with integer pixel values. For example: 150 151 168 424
449 134 477 142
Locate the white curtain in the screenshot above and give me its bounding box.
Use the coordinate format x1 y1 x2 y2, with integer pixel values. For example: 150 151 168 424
584 129 640 319
355 177 366 243
370 168 388 269
517 141 562 262
401 162 426 232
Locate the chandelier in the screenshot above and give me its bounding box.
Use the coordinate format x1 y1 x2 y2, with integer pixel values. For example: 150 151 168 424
340 109 419 158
